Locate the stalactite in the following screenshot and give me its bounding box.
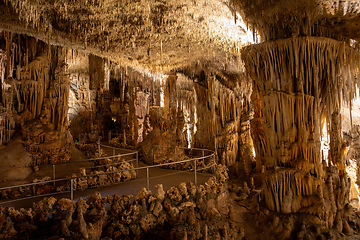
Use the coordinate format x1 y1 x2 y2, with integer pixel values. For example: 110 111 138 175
0 50 5 103
5 32 13 80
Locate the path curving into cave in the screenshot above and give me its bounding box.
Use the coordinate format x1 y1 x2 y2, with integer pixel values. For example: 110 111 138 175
0 144 213 209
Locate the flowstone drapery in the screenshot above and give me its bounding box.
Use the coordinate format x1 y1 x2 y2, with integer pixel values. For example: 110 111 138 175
0 32 73 164
242 37 359 222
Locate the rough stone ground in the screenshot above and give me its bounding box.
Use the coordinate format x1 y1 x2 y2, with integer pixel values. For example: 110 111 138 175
0 135 33 182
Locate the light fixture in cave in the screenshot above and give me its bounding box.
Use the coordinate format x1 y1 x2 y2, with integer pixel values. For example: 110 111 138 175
347 158 360 209
194 103 198 135
183 106 193 148
154 74 167 108
350 39 357 48
321 118 330 165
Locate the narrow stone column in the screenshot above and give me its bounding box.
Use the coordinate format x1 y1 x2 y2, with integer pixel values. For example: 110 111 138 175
330 109 346 173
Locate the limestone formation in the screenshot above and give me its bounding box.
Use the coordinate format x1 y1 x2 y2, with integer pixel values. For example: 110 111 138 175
1 0 360 239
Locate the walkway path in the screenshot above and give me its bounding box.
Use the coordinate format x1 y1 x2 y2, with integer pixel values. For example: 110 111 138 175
0 144 213 209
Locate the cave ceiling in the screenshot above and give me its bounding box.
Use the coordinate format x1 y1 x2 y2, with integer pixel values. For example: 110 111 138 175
232 0 360 41
0 0 254 74
1 0 360 73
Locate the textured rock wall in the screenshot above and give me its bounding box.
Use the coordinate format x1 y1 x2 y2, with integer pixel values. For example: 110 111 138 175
0 31 73 164
140 59 253 169
182 60 253 168
0 47 15 146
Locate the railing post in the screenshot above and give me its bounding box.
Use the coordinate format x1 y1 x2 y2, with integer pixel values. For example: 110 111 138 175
70 178 74 200
146 167 150 190
136 152 139 176
174 147 177 162
194 159 197 185
53 164 56 187
151 147 154 165
123 129 127 146
97 138 101 157
202 150 204 157
174 146 177 170
113 148 115 156
213 154 216 173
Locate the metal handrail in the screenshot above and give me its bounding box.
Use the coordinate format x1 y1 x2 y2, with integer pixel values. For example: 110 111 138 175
99 143 135 153
53 152 136 165
85 158 137 169
108 132 133 137
50 142 139 183
154 145 213 153
0 144 216 205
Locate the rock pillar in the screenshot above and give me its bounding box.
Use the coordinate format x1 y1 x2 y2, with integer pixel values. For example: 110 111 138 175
242 37 356 218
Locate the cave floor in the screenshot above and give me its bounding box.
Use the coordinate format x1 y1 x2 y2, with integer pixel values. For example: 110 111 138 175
0 142 212 209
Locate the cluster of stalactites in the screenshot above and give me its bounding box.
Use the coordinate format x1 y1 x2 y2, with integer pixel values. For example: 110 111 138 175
108 65 161 144
16 54 49 120
242 37 360 116
232 0 359 42
259 91 325 176
1 32 71 132
5 0 48 30
199 72 251 166
0 108 15 146
241 37 360 177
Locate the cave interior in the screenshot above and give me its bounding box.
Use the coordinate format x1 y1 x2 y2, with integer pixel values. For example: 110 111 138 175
1 0 360 239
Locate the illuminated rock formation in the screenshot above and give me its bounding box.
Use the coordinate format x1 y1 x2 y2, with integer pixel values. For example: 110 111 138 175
239 2 360 230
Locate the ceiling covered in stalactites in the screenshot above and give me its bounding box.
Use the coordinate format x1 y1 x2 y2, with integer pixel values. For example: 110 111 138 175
2 0 360 73
0 0 254 73
231 0 360 41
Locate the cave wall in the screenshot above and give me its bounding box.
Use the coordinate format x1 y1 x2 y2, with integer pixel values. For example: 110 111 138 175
140 59 254 169
0 31 74 165
0 31 253 171
192 69 252 168
182 60 253 169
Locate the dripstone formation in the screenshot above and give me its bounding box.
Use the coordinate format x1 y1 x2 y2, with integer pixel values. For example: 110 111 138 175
1 0 360 239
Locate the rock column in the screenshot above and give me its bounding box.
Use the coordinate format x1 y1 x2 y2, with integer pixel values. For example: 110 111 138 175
242 37 357 217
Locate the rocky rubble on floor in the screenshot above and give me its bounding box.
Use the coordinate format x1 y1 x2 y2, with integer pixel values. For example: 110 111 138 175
75 141 104 158
0 158 136 200
22 119 72 165
1 164 360 239
0 165 229 239
72 160 136 191
109 136 136 150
